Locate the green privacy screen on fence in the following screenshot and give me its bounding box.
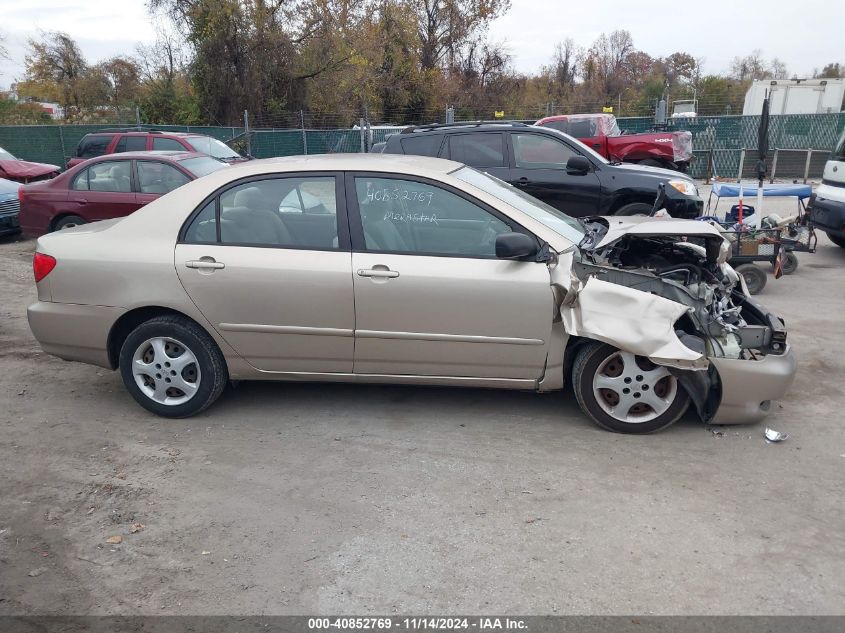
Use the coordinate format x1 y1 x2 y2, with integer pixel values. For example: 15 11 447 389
1 112 842 180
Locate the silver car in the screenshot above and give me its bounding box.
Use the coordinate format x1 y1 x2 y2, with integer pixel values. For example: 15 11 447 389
27 155 796 433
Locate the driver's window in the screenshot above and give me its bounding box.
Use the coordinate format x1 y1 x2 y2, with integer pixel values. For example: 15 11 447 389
512 134 576 169
354 176 510 258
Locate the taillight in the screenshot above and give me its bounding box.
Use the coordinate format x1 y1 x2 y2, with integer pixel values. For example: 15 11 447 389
33 253 56 283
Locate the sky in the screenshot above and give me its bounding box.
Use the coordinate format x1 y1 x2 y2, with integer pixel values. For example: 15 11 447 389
0 0 840 90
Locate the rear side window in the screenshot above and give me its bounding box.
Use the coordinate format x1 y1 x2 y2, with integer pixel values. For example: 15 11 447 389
72 160 132 192
77 135 114 158
152 137 188 151
115 136 147 153
446 133 505 167
399 135 443 157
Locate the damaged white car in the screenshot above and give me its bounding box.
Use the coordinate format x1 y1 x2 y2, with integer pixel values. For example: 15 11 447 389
27 155 796 433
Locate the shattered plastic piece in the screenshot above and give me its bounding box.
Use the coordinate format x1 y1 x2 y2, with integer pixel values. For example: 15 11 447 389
130 523 145 533
105 535 123 544
28 567 47 577
201 550 211 555
764 427 789 443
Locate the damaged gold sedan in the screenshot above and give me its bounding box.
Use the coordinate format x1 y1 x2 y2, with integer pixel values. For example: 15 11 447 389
27 155 796 433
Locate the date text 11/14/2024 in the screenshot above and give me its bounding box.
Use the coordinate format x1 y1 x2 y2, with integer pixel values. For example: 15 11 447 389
308 617 528 630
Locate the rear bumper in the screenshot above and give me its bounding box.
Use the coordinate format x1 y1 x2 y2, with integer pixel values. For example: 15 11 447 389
708 346 797 425
666 195 704 220
27 301 124 369
809 195 845 238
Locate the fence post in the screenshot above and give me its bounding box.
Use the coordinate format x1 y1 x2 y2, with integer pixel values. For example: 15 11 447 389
705 149 713 185
58 126 67 165
446 105 455 124
803 149 812 184
135 106 141 130
737 148 746 182
769 149 779 183
299 110 308 155
359 118 366 153
243 110 251 157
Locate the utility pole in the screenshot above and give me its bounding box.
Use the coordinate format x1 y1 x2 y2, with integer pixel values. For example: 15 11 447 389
135 106 141 130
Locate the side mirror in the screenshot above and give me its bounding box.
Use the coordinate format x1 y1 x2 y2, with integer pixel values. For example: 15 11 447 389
495 232 538 259
566 155 591 174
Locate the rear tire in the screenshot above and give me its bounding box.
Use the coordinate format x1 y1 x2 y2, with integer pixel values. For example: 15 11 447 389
735 263 767 294
54 215 87 231
119 315 228 418
827 232 845 248
614 202 654 216
781 251 799 275
571 342 689 434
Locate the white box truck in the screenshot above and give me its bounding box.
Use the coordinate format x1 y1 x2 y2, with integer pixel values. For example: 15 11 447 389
743 79 845 115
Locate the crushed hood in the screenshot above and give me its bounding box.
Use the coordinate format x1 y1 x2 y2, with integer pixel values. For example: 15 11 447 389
0 159 60 180
590 216 724 250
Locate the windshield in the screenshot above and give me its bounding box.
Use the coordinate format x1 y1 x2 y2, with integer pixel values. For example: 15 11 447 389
180 156 229 177
454 167 585 245
185 136 241 160
0 147 16 160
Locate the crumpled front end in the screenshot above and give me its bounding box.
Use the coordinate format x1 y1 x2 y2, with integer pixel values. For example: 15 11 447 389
555 217 796 424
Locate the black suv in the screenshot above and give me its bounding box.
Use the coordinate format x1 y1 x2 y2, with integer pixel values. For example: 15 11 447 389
377 122 703 218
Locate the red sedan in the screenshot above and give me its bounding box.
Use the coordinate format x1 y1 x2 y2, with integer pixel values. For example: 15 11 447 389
19 151 227 237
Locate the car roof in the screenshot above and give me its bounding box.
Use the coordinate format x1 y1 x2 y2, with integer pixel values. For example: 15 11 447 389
217 153 463 176
82 150 207 162
85 130 210 139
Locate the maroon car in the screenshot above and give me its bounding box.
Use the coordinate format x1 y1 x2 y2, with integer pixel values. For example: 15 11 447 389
0 145 61 183
19 151 227 237
66 130 248 169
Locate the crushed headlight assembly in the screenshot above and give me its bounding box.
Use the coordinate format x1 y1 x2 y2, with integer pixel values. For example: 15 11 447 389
668 179 698 196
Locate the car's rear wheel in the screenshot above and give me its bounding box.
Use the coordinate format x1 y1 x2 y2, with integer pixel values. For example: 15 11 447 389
572 343 689 434
119 315 228 418
827 232 845 248
54 215 87 231
614 202 654 216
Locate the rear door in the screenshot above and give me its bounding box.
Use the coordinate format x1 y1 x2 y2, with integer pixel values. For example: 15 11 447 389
507 131 601 217
68 159 139 221
175 172 355 373
441 132 510 182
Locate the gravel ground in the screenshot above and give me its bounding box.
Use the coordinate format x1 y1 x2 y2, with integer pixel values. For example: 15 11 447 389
0 189 843 615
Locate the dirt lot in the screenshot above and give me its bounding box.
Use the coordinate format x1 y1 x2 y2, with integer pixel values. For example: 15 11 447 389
1 191 844 615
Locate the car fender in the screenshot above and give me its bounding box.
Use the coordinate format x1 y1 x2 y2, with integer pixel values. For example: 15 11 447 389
556 275 708 371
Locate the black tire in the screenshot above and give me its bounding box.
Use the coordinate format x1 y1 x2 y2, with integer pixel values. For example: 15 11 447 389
614 202 654 216
119 315 228 418
53 215 87 231
827 232 845 248
571 342 690 434
735 263 767 295
781 251 799 275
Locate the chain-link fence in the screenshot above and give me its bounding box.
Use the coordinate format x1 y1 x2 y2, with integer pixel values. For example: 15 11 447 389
1 112 842 180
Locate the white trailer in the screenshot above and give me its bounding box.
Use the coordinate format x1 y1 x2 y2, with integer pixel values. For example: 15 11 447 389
743 79 845 115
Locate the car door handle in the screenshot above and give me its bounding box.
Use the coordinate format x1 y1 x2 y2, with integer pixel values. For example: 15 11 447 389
515 177 530 187
186 259 225 270
72 198 87 204
357 268 399 278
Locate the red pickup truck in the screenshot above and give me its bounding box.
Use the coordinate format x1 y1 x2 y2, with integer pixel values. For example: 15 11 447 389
535 113 693 173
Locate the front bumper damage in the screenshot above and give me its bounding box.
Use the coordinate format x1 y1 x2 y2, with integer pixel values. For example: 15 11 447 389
553 222 797 425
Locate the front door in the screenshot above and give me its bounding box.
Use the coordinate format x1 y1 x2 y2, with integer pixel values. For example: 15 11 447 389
175 173 355 373
507 132 601 217
347 173 554 379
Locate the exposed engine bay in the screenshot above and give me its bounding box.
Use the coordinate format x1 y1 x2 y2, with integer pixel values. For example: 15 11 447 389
575 217 788 362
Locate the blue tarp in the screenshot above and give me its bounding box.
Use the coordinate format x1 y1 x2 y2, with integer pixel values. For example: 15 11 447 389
711 182 813 199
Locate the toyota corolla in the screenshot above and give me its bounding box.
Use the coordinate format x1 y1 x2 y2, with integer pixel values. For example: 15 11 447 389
27 155 796 433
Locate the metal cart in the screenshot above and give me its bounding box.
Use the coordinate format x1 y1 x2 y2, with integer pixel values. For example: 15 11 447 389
717 226 785 295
